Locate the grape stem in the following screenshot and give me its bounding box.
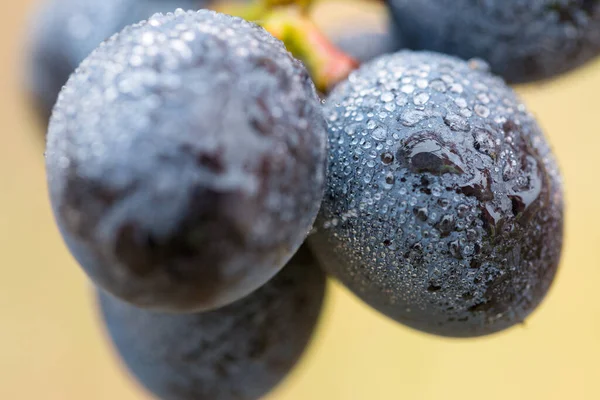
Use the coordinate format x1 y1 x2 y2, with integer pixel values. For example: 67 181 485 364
262 7 358 93
216 1 358 93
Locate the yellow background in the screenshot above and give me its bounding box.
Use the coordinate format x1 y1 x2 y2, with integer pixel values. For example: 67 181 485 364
2 1 600 399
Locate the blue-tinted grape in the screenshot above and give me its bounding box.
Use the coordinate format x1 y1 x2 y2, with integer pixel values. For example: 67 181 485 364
310 51 563 337
99 245 327 400
46 10 327 313
386 0 600 83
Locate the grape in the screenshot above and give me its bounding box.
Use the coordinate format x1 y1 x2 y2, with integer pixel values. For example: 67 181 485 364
310 51 564 337
46 10 327 313
98 245 327 400
386 0 600 83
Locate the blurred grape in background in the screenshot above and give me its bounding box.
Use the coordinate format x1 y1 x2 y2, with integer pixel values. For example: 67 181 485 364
26 0 206 122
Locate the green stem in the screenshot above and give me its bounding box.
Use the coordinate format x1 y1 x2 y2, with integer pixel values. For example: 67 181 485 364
217 1 359 93
262 7 358 92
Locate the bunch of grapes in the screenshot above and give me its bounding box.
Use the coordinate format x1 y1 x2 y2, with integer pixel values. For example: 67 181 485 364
26 0 594 398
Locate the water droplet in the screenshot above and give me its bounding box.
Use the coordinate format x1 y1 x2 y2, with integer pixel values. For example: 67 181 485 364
385 173 395 185
398 131 465 175
502 153 520 182
450 83 463 93
141 32 155 45
443 113 470 131
416 78 429 89
381 152 394 165
438 198 451 209
473 128 497 159
509 168 542 219
367 119 377 129
449 240 463 259
381 92 394 102
430 79 447 92
182 30 196 42
466 229 478 241
477 93 490 104
372 126 387 141
494 116 507 125
463 245 474 256
345 123 361 136
401 109 427 126
454 98 468 108
414 207 429 222
149 16 162 27
414 92 430 106
457 169 493 203
473 82 488 92
427 283 442 292
401 84 415 94
129 55 143 67
474 104 490 118
170 39 192 59
396 94 408 107
437 214 455 237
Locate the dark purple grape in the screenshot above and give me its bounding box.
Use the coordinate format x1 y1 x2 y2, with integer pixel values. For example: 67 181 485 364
99 245 327 400
46 10 327 313
386 0 600 83
310 51 564 337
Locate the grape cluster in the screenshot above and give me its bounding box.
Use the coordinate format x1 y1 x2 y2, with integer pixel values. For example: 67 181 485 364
25 0 586 398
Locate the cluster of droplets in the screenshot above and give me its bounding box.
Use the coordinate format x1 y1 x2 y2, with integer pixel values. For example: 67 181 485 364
50 8 326 240
312 51 563 335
